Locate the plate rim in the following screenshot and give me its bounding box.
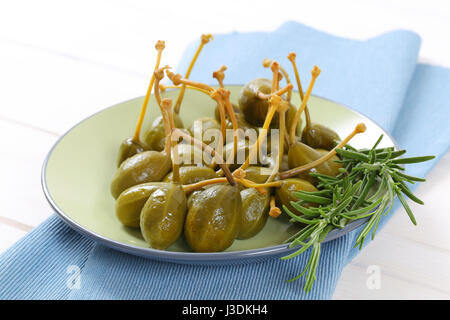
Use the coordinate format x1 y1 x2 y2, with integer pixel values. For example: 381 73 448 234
41 87 398 263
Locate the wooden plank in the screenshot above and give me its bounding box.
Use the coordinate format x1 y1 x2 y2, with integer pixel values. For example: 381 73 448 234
0 119 57 226
0 41 146 135
382 152 450 251
0 224 27 255
1 0 450 69
361 233 450 294
333 224 450 299
334 263 450 299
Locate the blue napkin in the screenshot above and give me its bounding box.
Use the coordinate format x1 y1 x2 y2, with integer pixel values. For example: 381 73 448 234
1 22 449 300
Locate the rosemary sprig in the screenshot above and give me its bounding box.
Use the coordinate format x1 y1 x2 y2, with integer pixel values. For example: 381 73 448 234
282 134 435 292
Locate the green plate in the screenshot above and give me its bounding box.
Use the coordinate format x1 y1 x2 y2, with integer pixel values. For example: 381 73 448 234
42 85 395 264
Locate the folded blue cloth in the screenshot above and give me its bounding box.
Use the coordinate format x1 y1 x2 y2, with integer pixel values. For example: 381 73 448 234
1 22 449 300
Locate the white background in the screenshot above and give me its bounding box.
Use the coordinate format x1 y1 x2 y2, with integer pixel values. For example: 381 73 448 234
0 0 449 299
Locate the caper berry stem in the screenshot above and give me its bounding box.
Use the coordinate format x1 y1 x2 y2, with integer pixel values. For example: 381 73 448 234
154 67 174 155
257 81 294 148
236 95 281 172
161 98 181 183
210 90 227 141
209 88 239 174
230 169 265 194
132 40 165 143
173 34 213 114
182 176 270 194
183 177 228 193
263 58 293 101
158 93 172 154
276 83 294 97
267 100 289 183
154 66 171 109
256 83 294 100
288 52 312 131
221 89 239 160
281 70 292 101
270 61 280 93
288 65 321 145
269 195 282 218
166 70 215 93
238 178 281 190
159 84 211 95
213 65 227 88
276 72 282 91
212 68 230 161
220 89 238 131
209 90 226 170
280 123 367 179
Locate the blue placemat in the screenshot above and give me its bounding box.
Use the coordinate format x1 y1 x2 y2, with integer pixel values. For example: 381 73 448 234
1 21 449 300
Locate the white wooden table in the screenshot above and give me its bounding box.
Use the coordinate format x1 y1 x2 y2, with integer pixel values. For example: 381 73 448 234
0 0 449 299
